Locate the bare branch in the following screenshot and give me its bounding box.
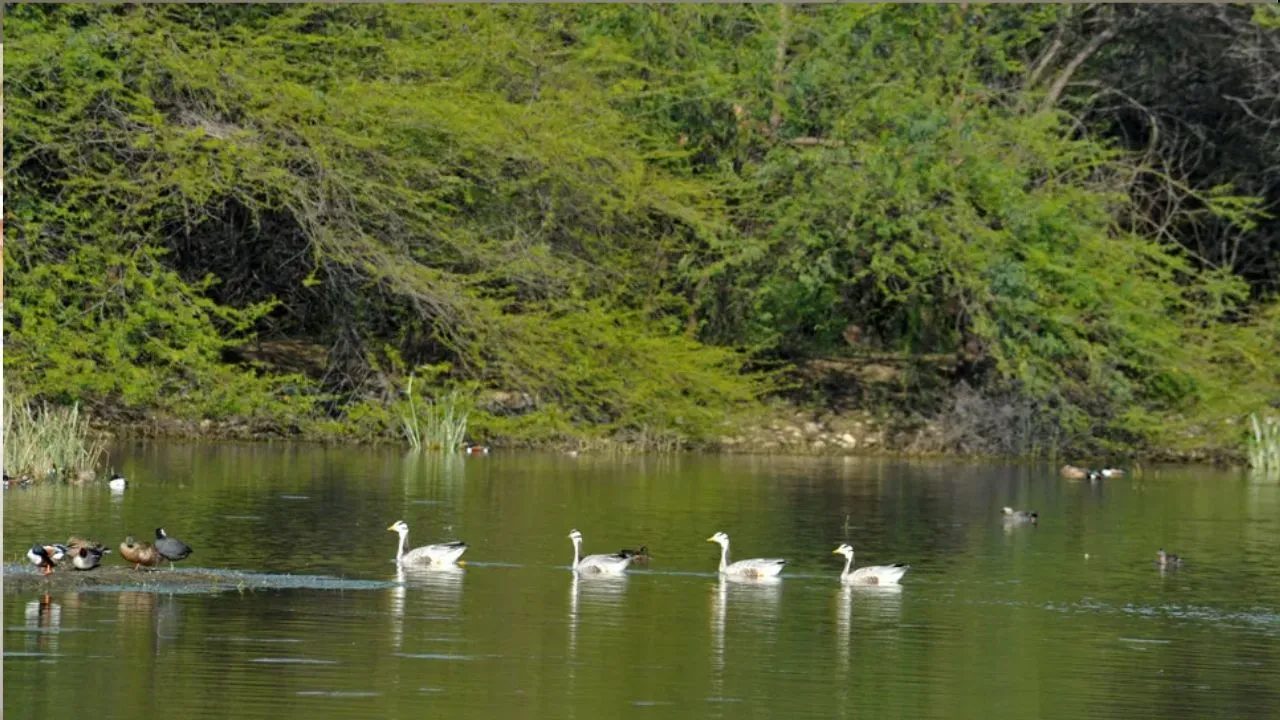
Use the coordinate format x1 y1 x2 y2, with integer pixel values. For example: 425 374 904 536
788 136 846 148
1041 25 1120 112
1026 16 1068 89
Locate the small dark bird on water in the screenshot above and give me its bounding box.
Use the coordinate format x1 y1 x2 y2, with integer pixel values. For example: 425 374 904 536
154 528 193 570
1157 548 1183 568
619 546 651 564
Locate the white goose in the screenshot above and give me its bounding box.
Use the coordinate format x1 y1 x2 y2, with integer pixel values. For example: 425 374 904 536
387 520 468 567
832 543 909 586
568 529 632 574
706 531 786 579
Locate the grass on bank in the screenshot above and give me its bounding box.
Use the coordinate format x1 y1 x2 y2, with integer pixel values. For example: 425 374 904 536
401 375 470 452
1248 413 1280 472
3 399 108 480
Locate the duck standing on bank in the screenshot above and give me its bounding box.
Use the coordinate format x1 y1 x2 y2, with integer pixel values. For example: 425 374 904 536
120 536 162 570
154 528 193 570
27 544 66 576
66 536 110 571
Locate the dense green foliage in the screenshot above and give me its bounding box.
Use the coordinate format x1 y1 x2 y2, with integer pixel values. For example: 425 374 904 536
5 5 1278 455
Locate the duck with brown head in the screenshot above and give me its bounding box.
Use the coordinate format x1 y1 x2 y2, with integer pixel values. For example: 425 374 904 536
120 536 162 570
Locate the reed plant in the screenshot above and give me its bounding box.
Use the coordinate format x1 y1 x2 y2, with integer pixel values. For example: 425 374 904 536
401 375 471 452
1247 413 1280 472
3 398 108 480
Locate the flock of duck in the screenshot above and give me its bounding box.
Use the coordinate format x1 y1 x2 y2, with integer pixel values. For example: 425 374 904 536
27 528 192 576
24 461 1185 582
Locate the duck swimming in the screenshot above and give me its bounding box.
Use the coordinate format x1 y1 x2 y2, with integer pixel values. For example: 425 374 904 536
108 473 127 491
461 443 490 456
1157 548 1183 568
1001 506 1039 524
618 546 650 564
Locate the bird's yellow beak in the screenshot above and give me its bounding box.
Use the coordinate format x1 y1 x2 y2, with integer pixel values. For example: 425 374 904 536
832 548 842 555
457 560 467 568
706 536 716 542
386 524 397 531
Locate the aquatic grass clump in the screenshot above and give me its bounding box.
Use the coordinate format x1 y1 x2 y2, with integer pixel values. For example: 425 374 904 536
1247 413 1280 472
3 399 108 480
401 375 470 452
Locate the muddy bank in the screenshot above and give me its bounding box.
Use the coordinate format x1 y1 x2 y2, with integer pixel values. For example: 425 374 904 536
4 565 398 595
81 403 1242 466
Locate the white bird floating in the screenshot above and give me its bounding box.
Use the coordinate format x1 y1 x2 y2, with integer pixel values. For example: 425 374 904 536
387 520 468 567
108 473 127 491
832 543 909 586
568 529 632 574
706 532 786 579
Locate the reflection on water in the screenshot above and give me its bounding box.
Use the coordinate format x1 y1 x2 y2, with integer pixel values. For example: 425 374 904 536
6 445 1280 720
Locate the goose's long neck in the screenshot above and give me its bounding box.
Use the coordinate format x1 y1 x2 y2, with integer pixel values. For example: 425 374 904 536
395 531 407 563
571 538 582 568
718 541 730 573
841 553 853 579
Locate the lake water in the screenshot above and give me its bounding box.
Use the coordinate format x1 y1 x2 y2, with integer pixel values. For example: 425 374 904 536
5 443 1280 719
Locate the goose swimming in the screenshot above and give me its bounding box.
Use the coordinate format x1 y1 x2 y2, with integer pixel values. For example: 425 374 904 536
387 520 468 566
832 543 909 586
706 532 786 579
568 529 632 574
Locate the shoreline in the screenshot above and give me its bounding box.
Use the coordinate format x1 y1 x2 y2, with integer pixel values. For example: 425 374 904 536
83 411 1245 467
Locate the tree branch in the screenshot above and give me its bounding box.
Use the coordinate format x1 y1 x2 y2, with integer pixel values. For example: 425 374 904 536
768 3 791 137
1040 24 1120 112
1026 16 1068 89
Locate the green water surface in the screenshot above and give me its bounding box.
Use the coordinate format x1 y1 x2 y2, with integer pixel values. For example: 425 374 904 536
4 443 1279 719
